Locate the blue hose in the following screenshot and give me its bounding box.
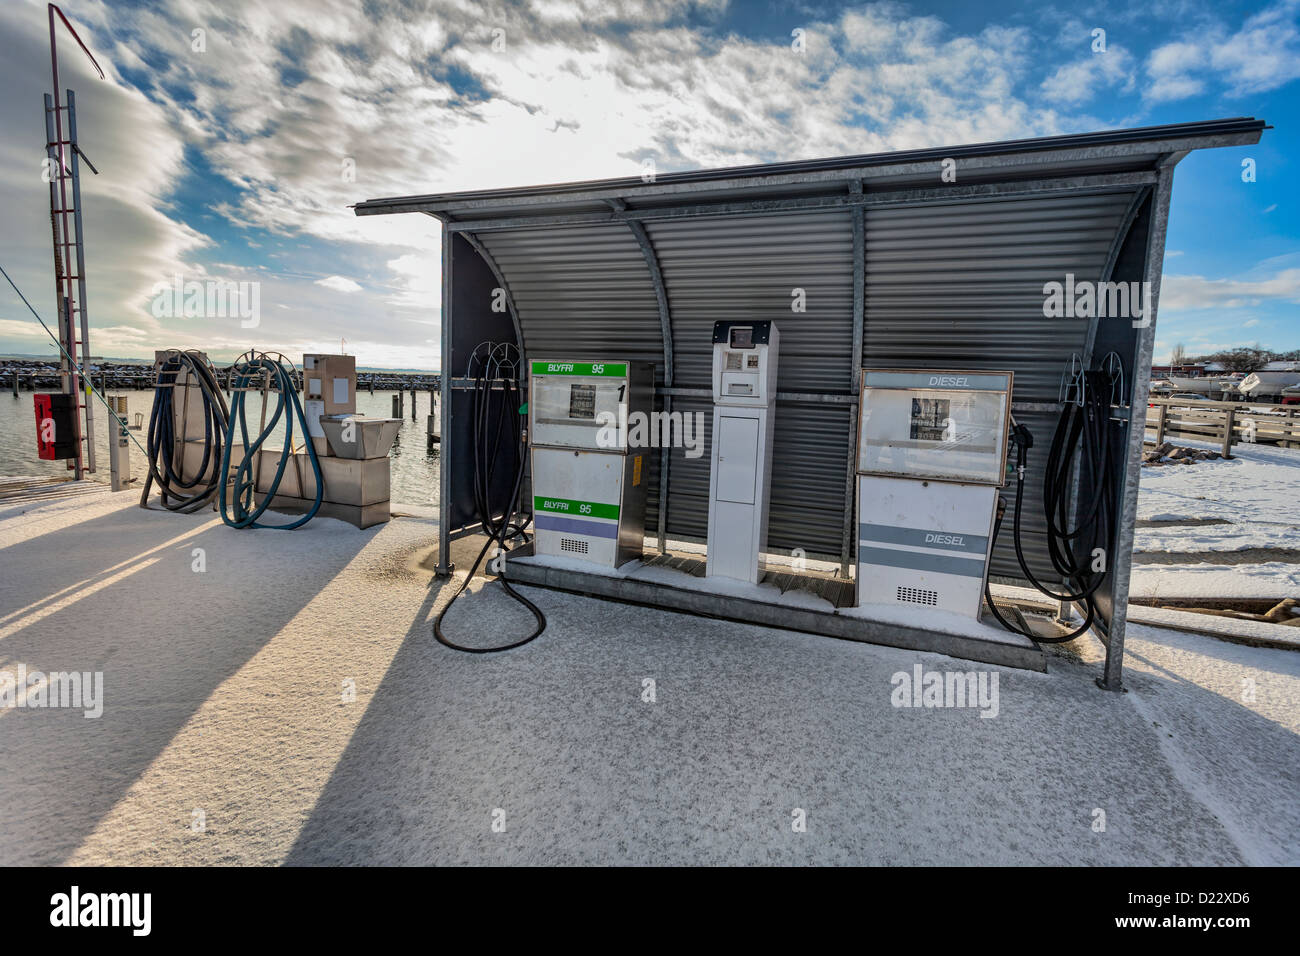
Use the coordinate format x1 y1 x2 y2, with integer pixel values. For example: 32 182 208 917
219 352 323 530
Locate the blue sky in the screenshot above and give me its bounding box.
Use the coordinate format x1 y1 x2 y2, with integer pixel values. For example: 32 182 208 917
0 0 1296 368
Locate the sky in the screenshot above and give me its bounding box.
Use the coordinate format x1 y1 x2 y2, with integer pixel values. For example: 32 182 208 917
0 0 1296 370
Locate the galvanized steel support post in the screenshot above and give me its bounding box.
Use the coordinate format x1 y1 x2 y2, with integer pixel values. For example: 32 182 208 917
437 222 454 576
841 181 865 578
1066 185 1153 627
1102 164 1176 691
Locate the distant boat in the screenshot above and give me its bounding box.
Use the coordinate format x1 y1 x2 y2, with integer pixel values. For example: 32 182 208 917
1239 370 1300 401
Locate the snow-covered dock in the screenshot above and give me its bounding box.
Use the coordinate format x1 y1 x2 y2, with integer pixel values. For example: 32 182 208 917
1134 438 1300 602
1 484 1297 865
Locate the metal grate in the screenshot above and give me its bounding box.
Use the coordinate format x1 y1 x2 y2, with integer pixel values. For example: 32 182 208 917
560 537 589 555
897 585 938 606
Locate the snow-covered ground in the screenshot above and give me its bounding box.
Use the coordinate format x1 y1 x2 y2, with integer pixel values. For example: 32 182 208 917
1134 438 1300 601
0 486 1296 865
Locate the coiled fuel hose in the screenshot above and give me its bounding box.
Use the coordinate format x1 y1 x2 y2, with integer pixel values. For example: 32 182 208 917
433 342 546 652
986 362 1122 643
219 351 323 530
140 349 230 513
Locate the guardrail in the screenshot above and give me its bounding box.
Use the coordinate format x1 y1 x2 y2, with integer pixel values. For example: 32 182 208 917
1145 397 1300 457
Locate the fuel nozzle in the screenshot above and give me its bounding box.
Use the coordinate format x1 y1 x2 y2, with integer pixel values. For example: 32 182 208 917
1010 416 1033 452
1008 416 1033 482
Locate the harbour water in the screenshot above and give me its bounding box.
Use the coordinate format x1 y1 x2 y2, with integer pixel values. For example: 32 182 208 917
0 387 440 506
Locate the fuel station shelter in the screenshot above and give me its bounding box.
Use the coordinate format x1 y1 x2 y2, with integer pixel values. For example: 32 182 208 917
354 117 1265 689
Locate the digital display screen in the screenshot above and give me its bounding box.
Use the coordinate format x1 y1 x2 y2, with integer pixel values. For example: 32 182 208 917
859 386 1008 484
568 384 596 420
729 327 754 349
909 398 950 442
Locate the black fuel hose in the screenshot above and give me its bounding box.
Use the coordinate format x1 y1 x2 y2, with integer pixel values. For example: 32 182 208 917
139 349 230 513
433 343 545 653
986 365 1122 643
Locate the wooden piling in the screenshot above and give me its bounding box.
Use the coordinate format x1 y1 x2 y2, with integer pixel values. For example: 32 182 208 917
1221 406 1237 460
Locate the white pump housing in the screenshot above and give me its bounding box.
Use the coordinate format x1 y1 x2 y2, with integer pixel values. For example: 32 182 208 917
855 369 1013 618
706 321 779 584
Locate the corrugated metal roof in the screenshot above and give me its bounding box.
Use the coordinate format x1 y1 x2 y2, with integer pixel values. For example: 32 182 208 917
354 117 1263 219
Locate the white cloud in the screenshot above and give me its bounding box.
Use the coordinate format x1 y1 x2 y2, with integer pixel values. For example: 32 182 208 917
112 0 1049 256
1142 1 1300 103
0 0 209 355
1041 48 1135 105
1210 0 1300 96
315 276 363 293
1161 268 1300 311
4 0 1298 368
1144 41 1206 103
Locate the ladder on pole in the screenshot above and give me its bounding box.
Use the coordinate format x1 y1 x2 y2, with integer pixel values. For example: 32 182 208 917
44 4 105 479
45 91 98 476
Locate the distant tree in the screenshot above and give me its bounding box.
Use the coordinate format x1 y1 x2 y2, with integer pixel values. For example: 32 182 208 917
1204 347 1273 372
1171 343 1186 365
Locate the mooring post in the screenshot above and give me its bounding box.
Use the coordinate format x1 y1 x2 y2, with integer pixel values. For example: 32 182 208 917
1221 405 1237 460
410 388 417 421
393 392 403 418
11 371 17 397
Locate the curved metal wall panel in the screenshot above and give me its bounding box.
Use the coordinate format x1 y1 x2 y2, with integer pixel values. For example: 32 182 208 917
476 224 665 379
862 193 1134 398
662 397 850 558
647 212 855 391
770 403 852 556
476 224 667 528
862 191 1137 580
647 211 855 554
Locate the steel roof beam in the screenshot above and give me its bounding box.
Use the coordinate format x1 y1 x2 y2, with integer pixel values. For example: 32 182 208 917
607 197 676 552
435 171 1157 233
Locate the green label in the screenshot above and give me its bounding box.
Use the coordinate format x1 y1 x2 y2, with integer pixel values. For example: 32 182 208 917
530 361 627 377
534 496 620 520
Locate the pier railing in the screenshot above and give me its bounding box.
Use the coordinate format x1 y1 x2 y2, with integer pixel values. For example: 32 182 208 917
1144 397 1300 457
